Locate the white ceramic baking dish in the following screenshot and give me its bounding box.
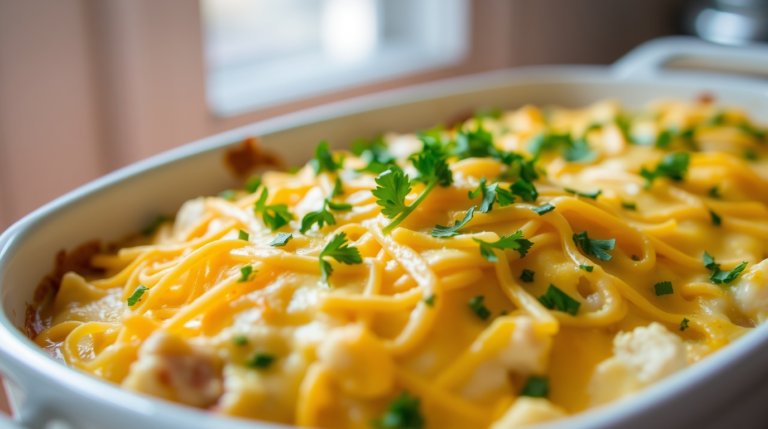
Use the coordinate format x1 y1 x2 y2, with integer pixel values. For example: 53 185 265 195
2 36 768 429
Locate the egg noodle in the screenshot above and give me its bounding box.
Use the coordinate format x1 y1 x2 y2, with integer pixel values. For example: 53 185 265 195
29 98 768 428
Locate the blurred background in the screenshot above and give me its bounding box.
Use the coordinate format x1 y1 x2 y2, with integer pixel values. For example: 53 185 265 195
0 0 767 233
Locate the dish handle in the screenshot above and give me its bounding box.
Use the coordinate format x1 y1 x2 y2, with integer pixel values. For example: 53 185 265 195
612 35 768 82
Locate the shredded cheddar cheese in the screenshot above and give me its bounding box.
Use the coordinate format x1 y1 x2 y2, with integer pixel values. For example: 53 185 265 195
30 98 768 428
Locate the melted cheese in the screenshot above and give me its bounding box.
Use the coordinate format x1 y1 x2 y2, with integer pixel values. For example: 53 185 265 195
31 98 768 428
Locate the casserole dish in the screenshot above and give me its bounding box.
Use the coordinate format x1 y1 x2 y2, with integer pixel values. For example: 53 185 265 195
1 36 768 429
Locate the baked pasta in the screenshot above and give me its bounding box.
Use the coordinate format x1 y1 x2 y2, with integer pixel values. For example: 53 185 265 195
28 98 768 428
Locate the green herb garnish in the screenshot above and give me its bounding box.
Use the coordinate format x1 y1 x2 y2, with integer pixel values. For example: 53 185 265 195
233 335 247 346
473 231 533 262
238 265 256 282
564 188 602 199
309 140 343 175
319 232 363 283
680 318 690 332
468 178 514 212
142 215 171 236
423 295 436 307
532 203 555 216
219 190 236 201
573 231 616 261
270 233 293 247
432 206 475 238
372 392 425 429
703 251 748 284
510 179 538 202
654 281 673 296
246 353 274 369
640 152 690 188
468 296 491 320
538 284 580 315
254 189 294 230
709 209 721 226
621 201 637 210
245 176 262 193
708 186 720 198
520 269 535 283
238 229 250 241
521 376 549 398
127 285 148 307
300 200 336 234
579 264 594 272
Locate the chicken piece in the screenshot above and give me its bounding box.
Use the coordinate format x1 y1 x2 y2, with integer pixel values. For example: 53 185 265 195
122 331 222 408
490 397 567 428
316 324 394 398
730 259 768 324
588 322 687 405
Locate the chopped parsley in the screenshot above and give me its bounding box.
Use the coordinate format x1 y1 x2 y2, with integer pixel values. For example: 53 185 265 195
573 231 616 261
238 229 250 241
538 284 580 315
233 335 247 346
744 149 758 161
309 140 342 175
238 265 256 283
127 285 148 307
738 122 766 141
709 209 722 226
269 233 293 247
564 188 602 199
510 179 538 202
521 376 549 398
654 281 673 296
319 232 363 283
254 189 294 230
453 122 517 165
333 177 344 196
142 215 171 236
532 203 555 216
520 269 535 283
300 200 336 234
468 178 514 212
562 138 596 162
218 189 236 201
579 264 594 272
327 200 353 211
245 176 262 193
473 231 533 262
621 201 637 210
432 206 475 238
680 318 690 332
640 152 690 188
703 251 748 284
708 186 720 199
246 353 274 369
374 142 453 234
423 294 436 307
655 129 673 148
372 392 425 429
468 296 491 320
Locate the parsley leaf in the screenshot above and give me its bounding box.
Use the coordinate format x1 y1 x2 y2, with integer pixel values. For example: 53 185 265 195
454 122 517 164
656 129 673 148
333 177 344 197
245 176 262 193
468 296 491 320
520 269 535 283
510 179 538 202
219 189 236 201
621 201 637 210
573 231 616 261
319 232 363 283
254 189 294 230
538 284 580 315
270 233 293 247
127 285 148 307
579 264 593 272
709 209 721 226
654 281 673 296
532 203 555 216
562 138 596 162
238 265 256 283
640 152 690 188
708 186 720 198
238 229 249 241
354 136 397 175
233 335 247 346
423 295 436 307
300 200 337 234
521 376 549 398
744 149 758 161
327 200 353 211
680 318 690 331
738 122 766 141
703 252 748 284
564 188 602 199
432 206 475 238
246 353 274 369
372 392 425 429
309 140 342 175
473 231 533 261
375 142 453 234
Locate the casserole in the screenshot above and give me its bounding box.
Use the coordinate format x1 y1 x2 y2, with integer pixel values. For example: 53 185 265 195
1 36 768 429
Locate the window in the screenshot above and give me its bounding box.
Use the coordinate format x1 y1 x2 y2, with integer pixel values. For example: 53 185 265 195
201 0 469 116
